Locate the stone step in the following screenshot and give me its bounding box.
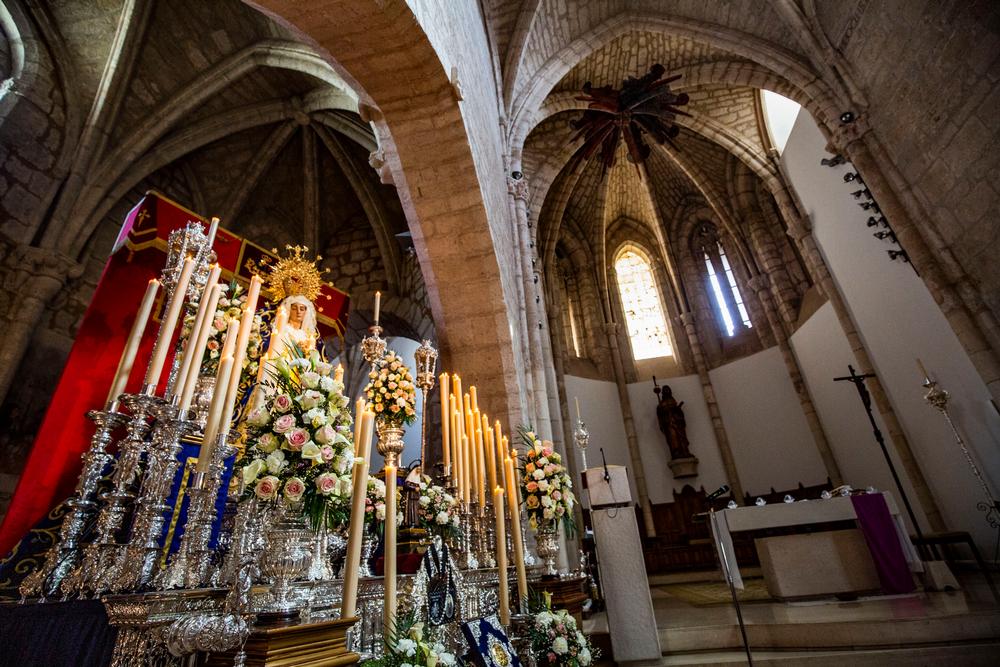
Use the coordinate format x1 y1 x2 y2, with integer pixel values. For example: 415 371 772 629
659 641 1000 666
657 610 1000 653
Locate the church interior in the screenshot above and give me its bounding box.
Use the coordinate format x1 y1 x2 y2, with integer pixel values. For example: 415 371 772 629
0 1 999 665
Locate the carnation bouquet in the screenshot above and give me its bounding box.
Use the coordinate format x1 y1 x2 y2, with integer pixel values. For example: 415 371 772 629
182 280 264 377
415 476 460 538
365 350 417 427
528 605 597 667
240 345 355 530
519 429 576 536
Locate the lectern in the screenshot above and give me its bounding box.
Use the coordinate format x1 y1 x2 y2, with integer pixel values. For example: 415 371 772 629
586 465 661 666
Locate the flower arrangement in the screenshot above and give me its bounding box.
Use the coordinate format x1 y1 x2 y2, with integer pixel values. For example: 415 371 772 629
519 429 576 536
182 280 264 377
365 350 417 427
240 345 355 529
528 605 597 667
363 615 456 667
365 474 403 528
415 476 460 538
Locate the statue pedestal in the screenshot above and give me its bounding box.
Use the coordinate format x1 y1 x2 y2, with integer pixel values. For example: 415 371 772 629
205 616 359 667
668 456 699 479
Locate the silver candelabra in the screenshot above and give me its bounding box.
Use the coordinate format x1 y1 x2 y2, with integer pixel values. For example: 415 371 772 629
414 339 438 473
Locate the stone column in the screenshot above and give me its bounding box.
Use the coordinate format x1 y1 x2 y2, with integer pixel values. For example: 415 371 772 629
603 322 656 537
679 312 744 500
747 274 843 484
836 124 1000 403
0 244 84 407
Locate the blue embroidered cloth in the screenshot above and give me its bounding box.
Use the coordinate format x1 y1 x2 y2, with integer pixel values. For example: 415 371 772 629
461 615 521 667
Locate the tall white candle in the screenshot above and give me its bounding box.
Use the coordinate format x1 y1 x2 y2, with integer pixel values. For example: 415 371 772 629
373 291 381 326
144 256 195 391
505 454 528 609
178 284 223 412
107 279 160 407
494 486 510 625
383 460 398 642
341 409 375 619
206 216 219 248
440 373 450 476
197 354 233 473
174 264 221 402
223 275 262 411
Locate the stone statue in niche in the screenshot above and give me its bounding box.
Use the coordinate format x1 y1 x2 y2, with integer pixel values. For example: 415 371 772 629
654 377 699 478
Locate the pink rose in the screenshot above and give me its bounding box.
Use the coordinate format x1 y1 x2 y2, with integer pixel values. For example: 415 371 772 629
285 428 310 450
283 477 306 502
542 446 554 457
320 445 336 462
255 475 279 500
552 490 562 501
545 463 556 474
273 394 293 413
314 424 336 445
526 481 539 492
315 472 338 496
272 414 295 433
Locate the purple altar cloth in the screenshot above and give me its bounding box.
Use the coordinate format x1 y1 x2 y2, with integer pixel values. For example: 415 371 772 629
851 493 915 594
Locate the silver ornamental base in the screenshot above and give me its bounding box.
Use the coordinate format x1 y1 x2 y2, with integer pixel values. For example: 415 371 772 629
19 409 126 600
259 502 314 613
359 526 377 577
535 525 560 576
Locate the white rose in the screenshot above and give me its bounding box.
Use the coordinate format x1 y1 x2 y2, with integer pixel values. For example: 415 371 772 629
436 511 449 525
242 459 265 484
537 479 550 492
301 371 320 388
543 507 555 520
304 407 327 427
552 637 568 655
315 361 333 376
319 376 335 393
298 389 324 410
246 407 270 427
537 457 549 466
334 453 353 475
532 469 545 480
335 475 353 497
419 496 431 507
266 450 286 474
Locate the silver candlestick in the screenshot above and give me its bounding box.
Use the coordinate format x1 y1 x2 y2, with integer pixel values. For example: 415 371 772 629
923 377 1000 529
19 408 126 600
161 432 235 589
112 403 199 592
573 418 590 471
414 339 438 473
67 391 163 597
361 325 387 370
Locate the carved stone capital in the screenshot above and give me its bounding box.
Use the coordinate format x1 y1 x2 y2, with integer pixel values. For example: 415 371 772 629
507 176 530 202
746 274 771 294
828 115 872 154
1 242 83 310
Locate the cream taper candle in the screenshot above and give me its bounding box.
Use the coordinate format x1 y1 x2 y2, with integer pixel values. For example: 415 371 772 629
173 264 221 402
383 460 398 641
178 284 223 412
505 454 528 608
222 274 261 411
107 278 160 407
197 354 233 473
144 256 195 391
440 373 450 476
494 420 506 489
484 414 497 492
494 485 510 625
342 409 374 618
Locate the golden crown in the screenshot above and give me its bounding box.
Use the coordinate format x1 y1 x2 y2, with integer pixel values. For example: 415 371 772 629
263 244 332 303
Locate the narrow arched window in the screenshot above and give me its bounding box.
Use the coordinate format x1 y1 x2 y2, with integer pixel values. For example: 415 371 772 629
760 90 802 155
696 222 752 337
614 248 672 359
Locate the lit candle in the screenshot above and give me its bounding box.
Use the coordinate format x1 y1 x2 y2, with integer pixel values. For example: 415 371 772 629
223 274 262 411
178 284 222 412
174 264 221 402
342 409 374 619
440 373 451 476
383 460 397 641
484 413 497 492
144 256 195 391
505 454 528 609
373 291 381 327
494 486 510 625
106 279 160 407
335 363 344 384
470 385 479 414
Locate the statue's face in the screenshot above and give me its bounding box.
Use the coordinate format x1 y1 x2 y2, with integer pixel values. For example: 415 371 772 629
288 302 308 328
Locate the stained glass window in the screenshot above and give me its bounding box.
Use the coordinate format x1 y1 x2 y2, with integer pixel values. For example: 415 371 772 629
614 249 673 359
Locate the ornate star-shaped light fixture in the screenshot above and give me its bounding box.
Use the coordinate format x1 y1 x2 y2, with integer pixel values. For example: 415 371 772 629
571 63 690 172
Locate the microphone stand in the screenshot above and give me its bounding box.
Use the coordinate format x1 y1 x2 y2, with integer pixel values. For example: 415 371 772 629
707 506 753 666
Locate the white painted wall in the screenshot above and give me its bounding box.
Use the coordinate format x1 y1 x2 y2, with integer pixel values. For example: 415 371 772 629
627 377 728 503
709 346 828 494
564 376 631 508
783 112 1000 549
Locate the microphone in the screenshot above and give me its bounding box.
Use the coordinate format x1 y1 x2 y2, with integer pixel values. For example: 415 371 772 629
600 447 611 483
706 484 730 501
